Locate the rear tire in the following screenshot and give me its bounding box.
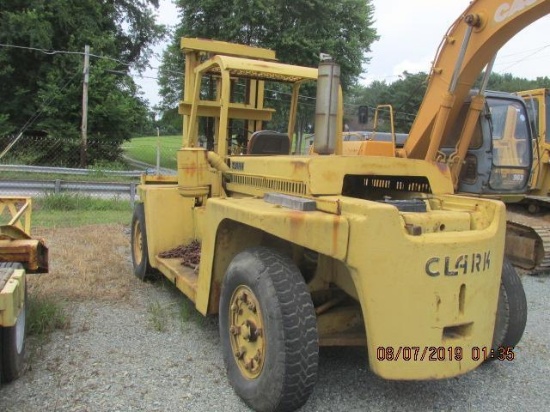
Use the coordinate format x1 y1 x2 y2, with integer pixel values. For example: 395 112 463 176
219 247 318 412
492 259 527 351
131 203 155 281
0 262 26 383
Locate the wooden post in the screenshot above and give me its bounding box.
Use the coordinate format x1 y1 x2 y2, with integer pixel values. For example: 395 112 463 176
80 45 90 168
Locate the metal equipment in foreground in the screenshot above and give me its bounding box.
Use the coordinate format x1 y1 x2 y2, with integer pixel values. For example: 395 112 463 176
0 196 48 384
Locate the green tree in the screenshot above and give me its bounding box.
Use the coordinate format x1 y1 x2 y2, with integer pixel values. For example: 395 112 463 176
483 72 550 92
157 0 378 112
0 0 165 166
384 72 428 132
346 71 550 134
345 72 428 133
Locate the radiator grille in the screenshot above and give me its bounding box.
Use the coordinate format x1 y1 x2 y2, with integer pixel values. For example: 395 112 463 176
228 173 307 195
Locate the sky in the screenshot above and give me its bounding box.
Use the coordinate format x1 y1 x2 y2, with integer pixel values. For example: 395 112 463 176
137 0 550 108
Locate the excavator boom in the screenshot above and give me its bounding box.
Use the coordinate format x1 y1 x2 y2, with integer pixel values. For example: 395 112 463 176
403 0 550 168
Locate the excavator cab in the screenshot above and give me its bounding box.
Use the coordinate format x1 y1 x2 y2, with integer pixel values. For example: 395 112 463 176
519 88 550 195
444 91 533 197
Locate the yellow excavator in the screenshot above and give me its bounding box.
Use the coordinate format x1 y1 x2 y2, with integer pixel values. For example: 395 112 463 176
414 86 550 271
130 1 549 411
347 9 550 272
493 88 550 271
393 2 550 273
438 88 550 271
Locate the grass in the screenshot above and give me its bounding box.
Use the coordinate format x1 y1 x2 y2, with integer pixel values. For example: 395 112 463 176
27 294 70 336
24 219 137 360
39 192 130 211
28 223 136 302
123 135 181 169
24 194 135 302
179 300 191 324
31 193 132 229
147 300 169 332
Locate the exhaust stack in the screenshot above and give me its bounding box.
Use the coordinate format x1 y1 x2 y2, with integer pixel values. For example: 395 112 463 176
314 54 340 155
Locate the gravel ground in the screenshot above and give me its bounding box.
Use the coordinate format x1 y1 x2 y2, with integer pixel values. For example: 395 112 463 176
1 264 549 411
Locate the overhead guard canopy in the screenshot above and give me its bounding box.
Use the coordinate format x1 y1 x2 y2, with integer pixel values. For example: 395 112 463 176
193 55 318 84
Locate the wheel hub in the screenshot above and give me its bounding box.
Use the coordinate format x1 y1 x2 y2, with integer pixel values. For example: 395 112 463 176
15 301 26 354
228 285 265 379
133 220 143 266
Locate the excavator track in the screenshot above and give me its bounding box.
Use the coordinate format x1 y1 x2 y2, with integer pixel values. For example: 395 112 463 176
505 207 550 272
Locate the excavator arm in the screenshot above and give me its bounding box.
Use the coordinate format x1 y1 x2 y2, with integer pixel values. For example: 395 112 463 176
402 0 550 170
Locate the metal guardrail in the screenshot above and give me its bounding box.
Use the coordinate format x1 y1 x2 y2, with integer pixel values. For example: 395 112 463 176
0 164 144 177
120 155 177 175
0 179 137 203
0 162 177 176
0 161 177 204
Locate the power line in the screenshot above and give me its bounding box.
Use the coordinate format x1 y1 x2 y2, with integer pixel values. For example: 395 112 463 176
0 43 130 66
0 42 186 77
496 44 550 72
497 42 550 59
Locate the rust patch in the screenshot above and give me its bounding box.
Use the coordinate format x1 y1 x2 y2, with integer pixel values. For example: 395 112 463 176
289 210 305 240
332 216 340 255
290 159 308 175
142 174 178 184
321 168 339 183
208 280 221 314
182 167 197 179
252 62 271 69
289 210 306 219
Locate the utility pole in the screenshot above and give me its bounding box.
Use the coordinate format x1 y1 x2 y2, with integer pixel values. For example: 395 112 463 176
80 45 90 168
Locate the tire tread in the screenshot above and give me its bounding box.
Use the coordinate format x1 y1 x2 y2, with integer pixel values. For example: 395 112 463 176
220 246 319 412
254 248 318 411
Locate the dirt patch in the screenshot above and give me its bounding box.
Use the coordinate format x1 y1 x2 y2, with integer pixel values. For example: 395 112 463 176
29 224 135 303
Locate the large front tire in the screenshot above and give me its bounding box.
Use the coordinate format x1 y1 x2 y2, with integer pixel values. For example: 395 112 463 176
131 203 155 281
492 259 527 350
219 247 319 412
0 262 26 383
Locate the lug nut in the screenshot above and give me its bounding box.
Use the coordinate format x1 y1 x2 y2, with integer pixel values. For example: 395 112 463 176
254 350 262 362
235 347 246 359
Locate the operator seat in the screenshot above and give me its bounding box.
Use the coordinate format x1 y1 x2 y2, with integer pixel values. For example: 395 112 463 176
247 130 290 155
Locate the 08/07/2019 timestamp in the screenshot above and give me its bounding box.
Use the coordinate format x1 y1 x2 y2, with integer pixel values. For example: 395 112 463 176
376 346 515 362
